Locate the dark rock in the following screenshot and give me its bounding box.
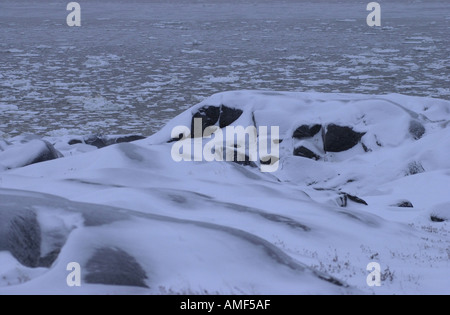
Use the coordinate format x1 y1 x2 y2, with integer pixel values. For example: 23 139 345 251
407 161 425 175
39 249 62 268
220 105 243 128
361 142 371 153
347 194 368 206
324 124 366 152
6 210 42 268
73 135 145 148
85 136 107 149
293 146 320 160
191 105 243 137
251 112 257 129
0 139 61 169
337 195 348 207
409 120 426 140
293 124 322 139
339 193 368 207
228 148 257 168
38 225 72 268
107 135 146 145
318 275 345 287
68 139 83 145
168 133 185 143
430 215 446 223
191 106 221 138
85 247 148 288
393 200 414 208
25 140 63 167
260 156 278 165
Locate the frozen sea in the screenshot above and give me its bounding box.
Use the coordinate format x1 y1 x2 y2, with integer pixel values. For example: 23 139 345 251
0 0 449 137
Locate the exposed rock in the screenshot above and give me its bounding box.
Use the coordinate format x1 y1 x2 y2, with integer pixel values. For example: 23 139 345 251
361 142 371 153
393 200 414 208
39 249 62 268
337 195 347 207
430 207 450 223
191 106 221 137
228 148 258 168
409 120 426 140
38 225 72 268
220 105 243 128
407 161 425 176
168 133 185 143
293 124 322 139
293 146 320 160
85 247 149 288
347 194 368 205
339 193 368 207
111 135 146 145
38 141 63 163
0 139 63 169
430 215 446 223
191 105 243 137
260 156 279 166
68 139 83 145
6 210 42 268
84 136 107 149
69 135 146 149
324 124 365 152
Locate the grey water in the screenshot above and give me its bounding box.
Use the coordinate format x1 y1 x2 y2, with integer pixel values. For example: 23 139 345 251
0 0 449 137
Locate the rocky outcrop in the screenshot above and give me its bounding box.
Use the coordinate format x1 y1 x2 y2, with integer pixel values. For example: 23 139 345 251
85 247 149 288
430 206 450 223
32 141 63 165
191 105 243 137
0 210 42 268
0 139 63 170
191 106 221 137
230 149 258 168
409 120 426 140
323 124 365 153
393 200 414 208
430 215 446 222
293 124 322 140
220 105 244 129
69 135 146 149
406 161 425 176
338 193 368 207
293 146 321 160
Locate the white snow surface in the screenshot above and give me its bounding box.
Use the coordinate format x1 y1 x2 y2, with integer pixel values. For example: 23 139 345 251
0 91 449 295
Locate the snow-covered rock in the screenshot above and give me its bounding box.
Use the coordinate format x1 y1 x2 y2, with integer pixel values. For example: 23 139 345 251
0 189 348 294
0 91 449 294
68 135 146 149
0 138 62 170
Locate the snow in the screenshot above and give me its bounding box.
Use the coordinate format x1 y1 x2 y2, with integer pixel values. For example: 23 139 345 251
0 91 449 295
